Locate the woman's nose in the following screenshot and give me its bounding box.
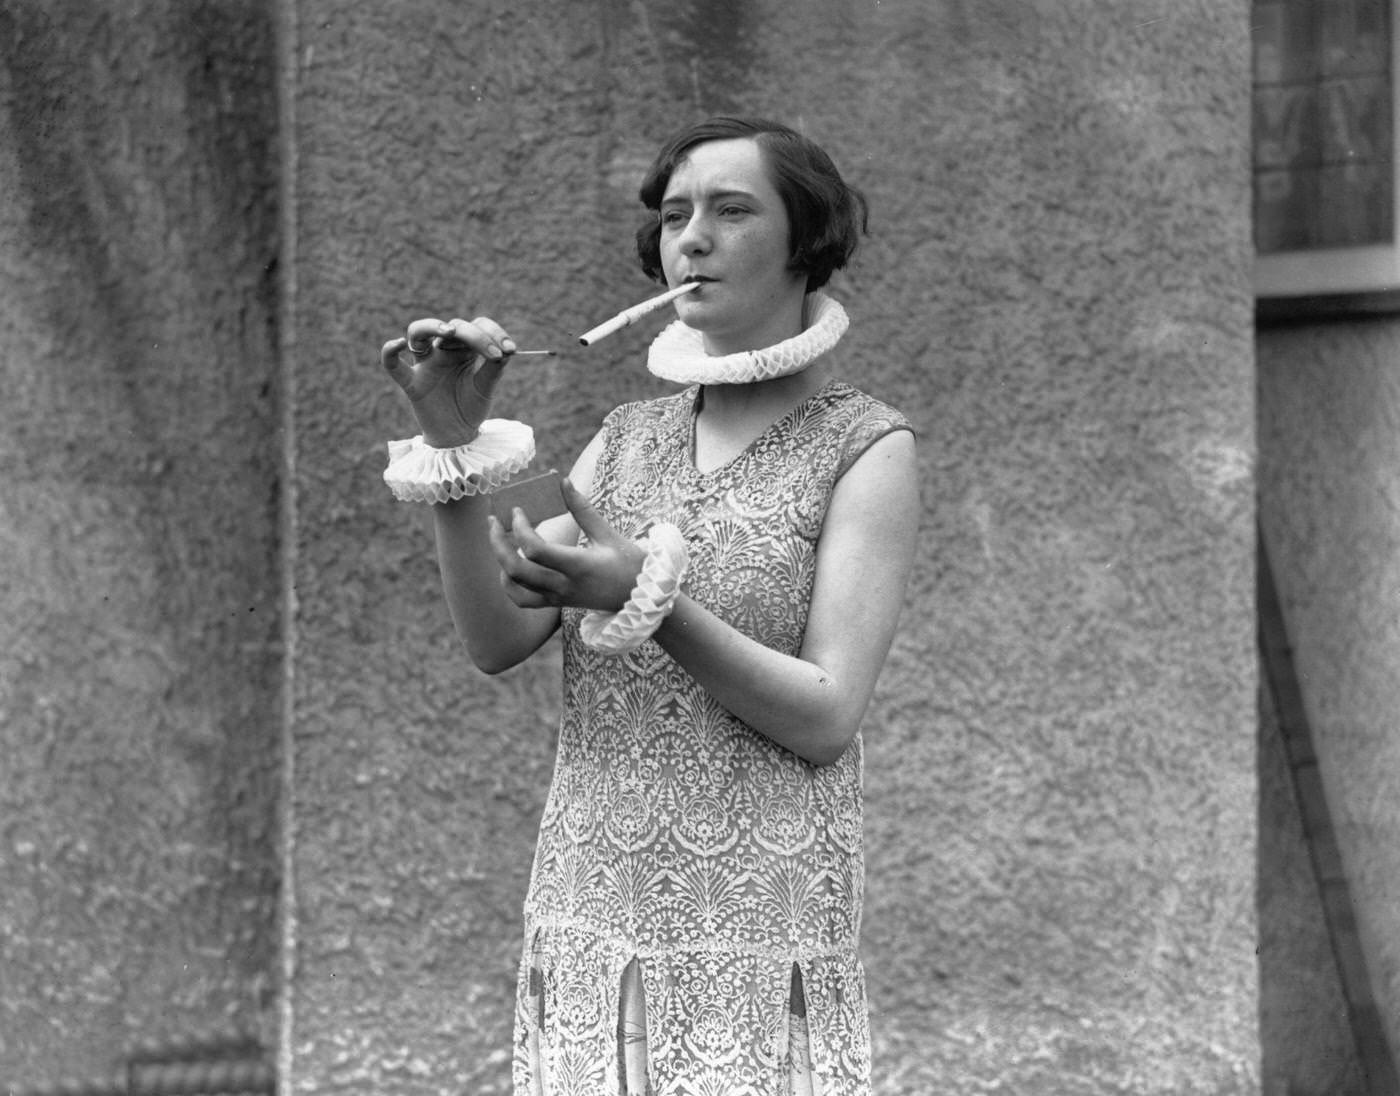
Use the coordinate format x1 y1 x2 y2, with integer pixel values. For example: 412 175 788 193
676 212 710 254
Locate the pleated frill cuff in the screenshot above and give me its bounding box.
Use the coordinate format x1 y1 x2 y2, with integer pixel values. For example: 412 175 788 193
383 419 536 504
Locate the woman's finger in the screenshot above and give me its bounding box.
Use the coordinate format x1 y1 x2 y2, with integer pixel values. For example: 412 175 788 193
468 315 517 356
507 509 584 575
562 478 623 546
471 354 509 401
441 316 510 360
490 516 570 595
381 337 414 388
501 556 567 599
486 512 525 569
405 317 451 351
499 571 555 608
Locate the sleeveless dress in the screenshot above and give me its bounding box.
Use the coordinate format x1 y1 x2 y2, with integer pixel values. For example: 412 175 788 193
514 379 912 1096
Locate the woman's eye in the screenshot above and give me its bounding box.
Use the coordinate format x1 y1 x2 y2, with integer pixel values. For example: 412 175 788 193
719 205 748 218
661 210 688 227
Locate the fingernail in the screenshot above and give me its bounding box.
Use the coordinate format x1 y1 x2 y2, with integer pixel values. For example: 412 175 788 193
501 338 517 354
486 345 504 360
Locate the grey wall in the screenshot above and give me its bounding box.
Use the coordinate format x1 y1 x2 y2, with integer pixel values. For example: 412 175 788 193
1258 318 1400 1085
0 0 1264 1092
284 0 1257 1092
0 0 281 1082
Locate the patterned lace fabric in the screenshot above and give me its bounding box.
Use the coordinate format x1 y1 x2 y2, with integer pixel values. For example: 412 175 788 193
514 380 913 1096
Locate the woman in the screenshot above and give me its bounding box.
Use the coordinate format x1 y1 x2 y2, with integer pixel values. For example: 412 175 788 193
380 116 918 1096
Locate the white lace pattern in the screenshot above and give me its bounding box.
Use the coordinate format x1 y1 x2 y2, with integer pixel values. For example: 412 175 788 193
514 381 912 1096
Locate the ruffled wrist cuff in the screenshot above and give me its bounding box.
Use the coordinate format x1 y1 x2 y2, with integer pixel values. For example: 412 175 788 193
383 419 535 504
579 523 690 654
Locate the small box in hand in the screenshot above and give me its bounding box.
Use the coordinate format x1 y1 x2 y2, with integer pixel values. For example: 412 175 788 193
490 470 567 529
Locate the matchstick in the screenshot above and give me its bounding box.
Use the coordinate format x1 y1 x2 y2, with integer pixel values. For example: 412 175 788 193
431 341 556 357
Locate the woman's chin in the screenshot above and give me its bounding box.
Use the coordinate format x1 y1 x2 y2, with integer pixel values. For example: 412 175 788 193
673 299 716 329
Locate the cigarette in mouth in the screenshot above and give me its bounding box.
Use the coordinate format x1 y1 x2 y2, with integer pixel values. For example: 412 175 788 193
578 281 702 346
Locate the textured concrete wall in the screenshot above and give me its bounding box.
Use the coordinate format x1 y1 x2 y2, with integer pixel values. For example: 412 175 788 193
1257 320 1400 1078
285 0 1257 1093
0 0 281 1083
1257 684 1365 1095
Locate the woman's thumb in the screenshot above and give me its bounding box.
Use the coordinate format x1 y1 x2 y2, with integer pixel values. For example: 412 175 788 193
471 353 509 400
562 478 616 543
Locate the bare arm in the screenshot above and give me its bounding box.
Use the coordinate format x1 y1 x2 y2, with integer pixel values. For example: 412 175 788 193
652 429 918 764
434 431 604 674
379 311 606 674
498 429 919 764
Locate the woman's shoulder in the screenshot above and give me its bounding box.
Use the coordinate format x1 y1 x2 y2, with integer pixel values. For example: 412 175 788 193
602 386 696 429
813 380 913 436
803 381 914 481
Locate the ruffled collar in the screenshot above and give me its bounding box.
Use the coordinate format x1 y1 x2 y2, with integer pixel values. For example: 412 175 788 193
646 291 849 386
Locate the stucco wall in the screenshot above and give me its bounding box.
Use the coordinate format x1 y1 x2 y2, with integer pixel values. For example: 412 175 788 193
284 1 1257 1093
0 0 281 1083
1257 319 1400 1076
0 0 1259 1088
1257 682 1366 1095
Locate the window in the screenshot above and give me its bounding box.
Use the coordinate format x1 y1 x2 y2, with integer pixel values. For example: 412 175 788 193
1253 0 1400 309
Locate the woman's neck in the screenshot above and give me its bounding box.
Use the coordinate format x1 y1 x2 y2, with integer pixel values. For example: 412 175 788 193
691 363 832 473
699 313 803 359
698 362 829 416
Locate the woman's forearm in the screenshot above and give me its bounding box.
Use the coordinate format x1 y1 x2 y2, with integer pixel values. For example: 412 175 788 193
433 496 560 673
653 597 872 766
651 432 918 766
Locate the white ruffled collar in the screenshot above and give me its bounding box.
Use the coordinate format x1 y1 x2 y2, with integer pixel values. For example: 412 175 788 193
646 291 849 386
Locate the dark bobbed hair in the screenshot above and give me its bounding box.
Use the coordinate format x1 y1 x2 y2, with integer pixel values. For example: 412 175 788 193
635 116 868 293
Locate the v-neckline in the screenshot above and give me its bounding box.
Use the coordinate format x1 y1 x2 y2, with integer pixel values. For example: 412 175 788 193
685 379 840 476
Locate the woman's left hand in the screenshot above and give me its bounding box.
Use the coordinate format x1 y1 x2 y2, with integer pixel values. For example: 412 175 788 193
488 479 647 611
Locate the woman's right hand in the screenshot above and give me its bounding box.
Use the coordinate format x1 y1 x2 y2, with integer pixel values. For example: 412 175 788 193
380 315 517 448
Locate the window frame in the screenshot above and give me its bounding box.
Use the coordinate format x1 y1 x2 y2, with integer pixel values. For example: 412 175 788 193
1254 0 1400 317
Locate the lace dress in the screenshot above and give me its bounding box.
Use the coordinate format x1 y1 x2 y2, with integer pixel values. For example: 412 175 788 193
514 379 912 1096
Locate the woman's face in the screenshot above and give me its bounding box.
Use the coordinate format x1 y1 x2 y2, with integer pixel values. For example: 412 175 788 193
658 137 809 356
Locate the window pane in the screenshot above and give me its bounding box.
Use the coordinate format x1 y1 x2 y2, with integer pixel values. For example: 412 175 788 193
1253 0 1394 253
